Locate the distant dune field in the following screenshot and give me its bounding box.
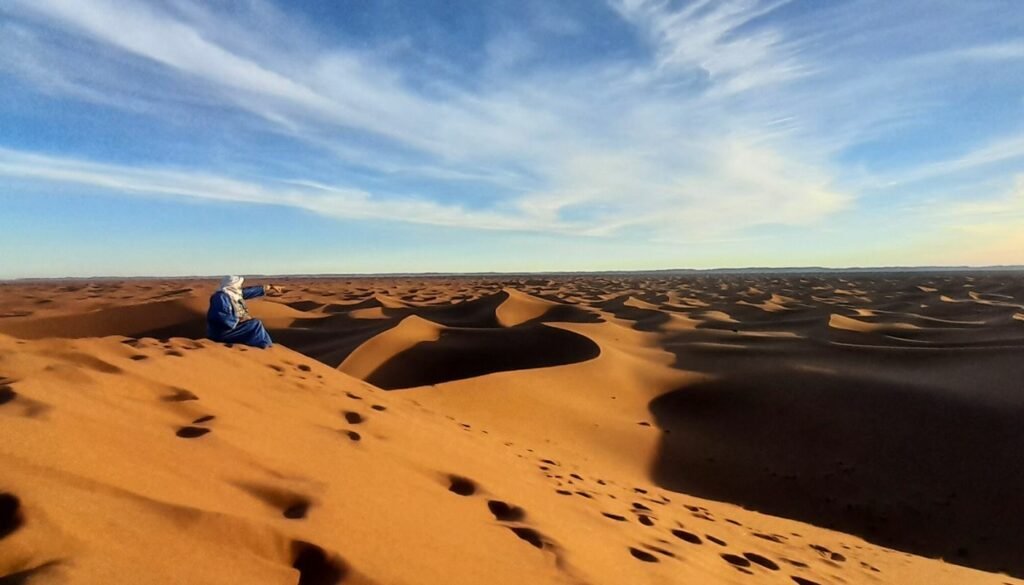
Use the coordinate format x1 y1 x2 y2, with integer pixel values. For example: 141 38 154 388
1 272 1023 584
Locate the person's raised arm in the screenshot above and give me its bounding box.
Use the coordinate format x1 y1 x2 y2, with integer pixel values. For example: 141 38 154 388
242 285 266 300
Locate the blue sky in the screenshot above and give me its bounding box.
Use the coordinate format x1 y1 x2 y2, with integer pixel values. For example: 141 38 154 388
1 0 1022 277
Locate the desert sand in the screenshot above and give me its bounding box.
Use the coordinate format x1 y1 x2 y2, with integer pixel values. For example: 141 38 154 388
1 272 1023 584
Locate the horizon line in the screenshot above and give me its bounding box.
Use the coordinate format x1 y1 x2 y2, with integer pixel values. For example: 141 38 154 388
4 264 1024 282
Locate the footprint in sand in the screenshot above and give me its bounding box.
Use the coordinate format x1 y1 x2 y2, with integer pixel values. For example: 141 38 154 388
706 534 727 546
343 411 364 425
237 483 314 520
175 413 215 436
744 552 780 570
643 544 675 559
446 477 552 552
0 384 16 405
782 558 809 568
161 388 199 402
0 493 24 539
291 540 347 585
752 532 786 544
176 411 216 438
283 499 311 520
447 475 476 496
809 544 846 562
487 500 525 522
0 380 50 418
176 426 210 438
671 529 702 544
508 527 545 549
629 547 658 562
721 553 752 568
859 561 880 572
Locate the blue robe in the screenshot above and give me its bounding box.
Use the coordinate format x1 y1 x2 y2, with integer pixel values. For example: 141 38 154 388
206 286 273 348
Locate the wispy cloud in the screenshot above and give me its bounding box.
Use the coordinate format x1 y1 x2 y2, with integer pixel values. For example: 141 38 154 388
0 0 854 239
0 0 1022 267
931 176 1024 265
880 136 1024 188
0 147 563 231
610 0 807 94
946 176 1024 218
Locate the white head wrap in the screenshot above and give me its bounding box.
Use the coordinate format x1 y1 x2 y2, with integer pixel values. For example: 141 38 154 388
219 275 249 320
220 275 244 299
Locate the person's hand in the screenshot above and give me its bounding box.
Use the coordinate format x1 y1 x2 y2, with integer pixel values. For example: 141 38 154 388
266 284 283 295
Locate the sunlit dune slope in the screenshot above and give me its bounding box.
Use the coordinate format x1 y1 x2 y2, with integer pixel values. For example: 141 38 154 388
3 332 1016 585
1 272 1023 583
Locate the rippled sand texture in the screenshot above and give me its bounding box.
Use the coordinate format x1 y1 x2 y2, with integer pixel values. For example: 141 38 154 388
1 272 1022 584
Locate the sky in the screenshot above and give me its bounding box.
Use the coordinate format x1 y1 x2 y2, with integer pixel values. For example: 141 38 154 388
0 0 1022 278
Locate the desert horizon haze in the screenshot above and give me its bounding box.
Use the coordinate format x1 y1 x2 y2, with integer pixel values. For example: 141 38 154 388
1 0 1023 277
4 264 1024 283
2 1 1023 585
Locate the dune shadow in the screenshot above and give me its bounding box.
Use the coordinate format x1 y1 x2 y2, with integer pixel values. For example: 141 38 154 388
521 304 604 326
365 323 601 389
593 297 671 332
285 300 326 312
269 315 396 368
136 318 207 340
649 369 1024 576
408 292 506 328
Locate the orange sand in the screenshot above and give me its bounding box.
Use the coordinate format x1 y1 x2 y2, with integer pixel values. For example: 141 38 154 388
1 273 1023 584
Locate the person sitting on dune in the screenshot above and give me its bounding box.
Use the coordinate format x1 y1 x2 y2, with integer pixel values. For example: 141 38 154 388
207 276 281 349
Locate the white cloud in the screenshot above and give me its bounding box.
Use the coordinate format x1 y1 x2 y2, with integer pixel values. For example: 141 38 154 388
915 176 1024 265
0 0 857 243
946 176 1024 218
0 148 565 232
877 135 1024 188
609 0 806 93
16 0 1024 253
938 41 1024 63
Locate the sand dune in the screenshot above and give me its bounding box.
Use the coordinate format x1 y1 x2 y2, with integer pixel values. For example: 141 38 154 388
495 288 559 327
2 273 1023 584
339 314 444 381
0 297 208 339
828 313 920 333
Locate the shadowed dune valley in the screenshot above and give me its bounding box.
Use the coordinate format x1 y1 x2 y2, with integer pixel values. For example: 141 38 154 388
1 271 1023 585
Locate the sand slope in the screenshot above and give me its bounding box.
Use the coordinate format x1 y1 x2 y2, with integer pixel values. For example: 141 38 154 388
2 273 1023 584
